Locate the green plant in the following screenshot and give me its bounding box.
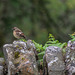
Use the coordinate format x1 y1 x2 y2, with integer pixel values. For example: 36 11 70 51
45 34 67 48
69 32 75 41
20 39 27 42
33 34 67 63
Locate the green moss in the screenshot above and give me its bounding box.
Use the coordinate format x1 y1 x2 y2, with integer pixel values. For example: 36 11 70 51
15 61 19 64
14 61 19 67
16 45 23 50
0 51 4 57
16 45 19 48
19 47 22 50
2 61 5 65
21 57 25 60
19 39 27 42
14 52 20 58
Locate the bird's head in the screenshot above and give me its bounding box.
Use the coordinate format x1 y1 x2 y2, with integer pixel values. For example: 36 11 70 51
12 27 19 31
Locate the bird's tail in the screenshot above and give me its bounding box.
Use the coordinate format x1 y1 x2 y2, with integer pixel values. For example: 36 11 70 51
20 33 27 40
23 35 27 40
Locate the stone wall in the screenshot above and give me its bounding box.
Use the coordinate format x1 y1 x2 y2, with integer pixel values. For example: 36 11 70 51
1 40 75 75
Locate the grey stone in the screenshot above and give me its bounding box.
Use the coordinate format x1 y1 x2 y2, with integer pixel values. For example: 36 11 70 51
0 66 3 75
43 46 65 75
65 41 75 75
0 58 5 75
3 40 39 75
67 41 72 47
0 58 4 65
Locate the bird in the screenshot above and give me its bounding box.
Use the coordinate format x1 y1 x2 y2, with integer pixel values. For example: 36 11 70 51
12 27 27 39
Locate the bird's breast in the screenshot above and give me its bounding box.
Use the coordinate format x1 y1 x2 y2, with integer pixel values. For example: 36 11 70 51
13 31 20 39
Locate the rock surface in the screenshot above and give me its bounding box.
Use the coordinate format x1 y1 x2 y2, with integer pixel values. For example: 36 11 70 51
3 40 39 75
65 41 75 75
0 58 5 75
43 46 65 75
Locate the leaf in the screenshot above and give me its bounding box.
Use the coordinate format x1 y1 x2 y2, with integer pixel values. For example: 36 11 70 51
46 40 59 44
59 42 67 48
38 51 45 56
38 51 45 59
62 48 66 53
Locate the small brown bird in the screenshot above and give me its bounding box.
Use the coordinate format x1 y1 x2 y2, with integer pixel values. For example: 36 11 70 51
12 27 27 39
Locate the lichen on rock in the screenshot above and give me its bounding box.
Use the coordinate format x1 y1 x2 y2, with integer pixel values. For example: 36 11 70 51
3 40 39 75
43 46 65 75
65 41 75 75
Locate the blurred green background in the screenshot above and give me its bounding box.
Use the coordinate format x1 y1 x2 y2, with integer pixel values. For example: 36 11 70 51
0 0 75 56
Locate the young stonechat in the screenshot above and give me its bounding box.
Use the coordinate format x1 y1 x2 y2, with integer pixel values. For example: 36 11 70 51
12 27 27 39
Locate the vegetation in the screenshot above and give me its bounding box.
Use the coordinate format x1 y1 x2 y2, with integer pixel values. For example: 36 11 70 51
33 33 75 63
33 34 67 62
69 32 75 41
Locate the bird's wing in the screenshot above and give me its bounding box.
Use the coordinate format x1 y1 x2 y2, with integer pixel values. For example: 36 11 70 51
15 29 22 32
16 31 26 38
15 29 26 39
20 32 26 38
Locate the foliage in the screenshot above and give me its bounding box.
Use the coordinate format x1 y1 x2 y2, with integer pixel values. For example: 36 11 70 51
0 51 4 57
33 33 75 64
20 39 27 42
33 34 67 63
69 32 75 41
45 34 67 48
